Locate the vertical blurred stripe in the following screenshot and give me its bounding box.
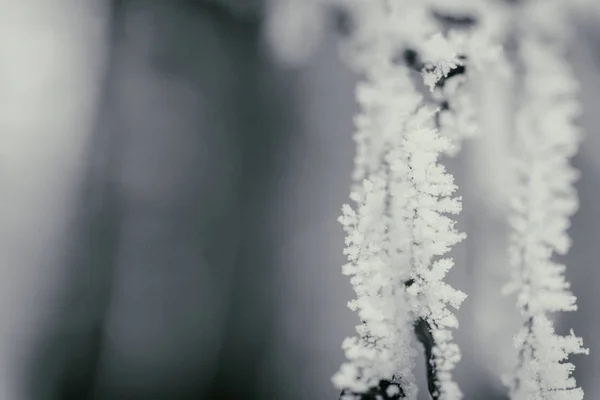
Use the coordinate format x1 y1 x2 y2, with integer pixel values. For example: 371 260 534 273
0 0 110 399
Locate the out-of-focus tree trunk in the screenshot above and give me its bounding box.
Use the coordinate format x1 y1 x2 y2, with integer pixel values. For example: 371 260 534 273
0 1 109 399
25 1 297 399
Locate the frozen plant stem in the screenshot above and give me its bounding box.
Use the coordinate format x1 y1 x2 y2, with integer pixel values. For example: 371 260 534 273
333 1 511 398
504 3 589 398
333 30 467 400
411 296 440 400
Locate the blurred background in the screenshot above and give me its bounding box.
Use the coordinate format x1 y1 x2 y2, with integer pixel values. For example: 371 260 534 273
0 0 598 399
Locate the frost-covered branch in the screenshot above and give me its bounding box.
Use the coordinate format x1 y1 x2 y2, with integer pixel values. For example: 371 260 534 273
503 3 589 399
332 2 492 399
330 0 590 399
333 58 423 400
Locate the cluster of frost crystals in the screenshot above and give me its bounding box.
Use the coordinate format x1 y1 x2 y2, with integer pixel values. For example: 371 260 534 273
417 9 509 156
347 0 504 179
333 2 469 399
434 30 508 155
333 172 419 399
431 75 477 157
503 18 589 400
419 33 465 92
431 27 509 156
399 105 467 400
333 45 423 400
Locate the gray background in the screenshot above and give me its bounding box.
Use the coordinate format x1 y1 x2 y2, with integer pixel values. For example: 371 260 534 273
0 1 598 399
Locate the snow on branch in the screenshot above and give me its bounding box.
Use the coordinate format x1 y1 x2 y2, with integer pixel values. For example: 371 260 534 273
332 1 494 399
333 56 424 400
330 0 591 399
503 4 589 398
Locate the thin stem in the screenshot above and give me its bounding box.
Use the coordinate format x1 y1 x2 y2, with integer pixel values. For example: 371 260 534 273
414 318 440 400
340 379 406 399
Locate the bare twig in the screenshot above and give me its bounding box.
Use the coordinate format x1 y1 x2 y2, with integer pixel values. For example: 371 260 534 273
414 318 440 400
339 379 406 400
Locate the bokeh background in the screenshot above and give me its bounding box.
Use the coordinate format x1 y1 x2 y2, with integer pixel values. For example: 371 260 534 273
0 1 598 399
